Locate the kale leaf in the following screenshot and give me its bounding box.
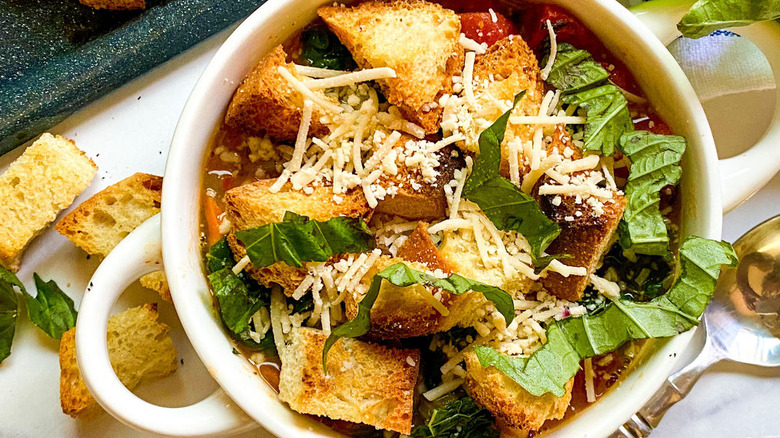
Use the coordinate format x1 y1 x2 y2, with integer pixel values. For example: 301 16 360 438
300 26 357 71
411 396 499 438
24 274 78 340
618 131 685 256
0 267 22 364
235 212 375 269
462 91 560 260
474 236 737 397
322 262 516 372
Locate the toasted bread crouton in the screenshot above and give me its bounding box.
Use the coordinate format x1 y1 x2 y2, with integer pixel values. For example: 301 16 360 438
535 131 627 301
224 45 330 141
59 304 178 417
54 172 169 301
56 172 162 258
78 0 144 10
319 0 463 133
375 145 464 220
396 222 454 272
470 36 545 176
0 133 97 272
464 352 573 431
278 327 419 434
224 180 371 295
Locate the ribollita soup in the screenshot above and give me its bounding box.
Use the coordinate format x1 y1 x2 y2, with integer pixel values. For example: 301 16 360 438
198 1 738 436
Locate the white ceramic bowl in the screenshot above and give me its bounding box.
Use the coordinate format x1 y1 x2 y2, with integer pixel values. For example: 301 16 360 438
75 0 780 436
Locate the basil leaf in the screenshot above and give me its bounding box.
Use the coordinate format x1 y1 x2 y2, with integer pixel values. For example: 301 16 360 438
411 396 499 438
678 0 780 39
300 26 357 71
546 43 610 93
23 274 78 340
474 235 737 397
561 84 633 156
322 262 516 372
235 213 375 269
206 236 236 273
462 92 560 260
0 267 22 364
618 131 686 256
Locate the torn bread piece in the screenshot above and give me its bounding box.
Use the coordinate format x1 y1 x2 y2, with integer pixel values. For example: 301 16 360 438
224 179 371 295
79 0 144 10
535 131 627 302
59 304 178 417
345 224 484 339
319 0 464 133
0 133 97 272
464 352 573 431
224 45 331 141
278 326 419 434
55 172 169 301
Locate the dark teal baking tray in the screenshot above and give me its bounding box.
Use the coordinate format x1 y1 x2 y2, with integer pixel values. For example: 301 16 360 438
0 0 266 155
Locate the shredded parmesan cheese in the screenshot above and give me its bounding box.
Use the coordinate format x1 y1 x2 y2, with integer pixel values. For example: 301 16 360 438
302 67 397 90
277 66 343 114
590 273 621 301
509 115 586 125
584 357 596 402
462 51 477 109
540 19 557 80
423 378 465 401
232 255 251 275
294 64 347 78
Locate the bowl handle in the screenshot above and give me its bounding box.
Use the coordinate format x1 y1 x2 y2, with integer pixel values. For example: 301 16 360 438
75 214 257 436
631 0 780 213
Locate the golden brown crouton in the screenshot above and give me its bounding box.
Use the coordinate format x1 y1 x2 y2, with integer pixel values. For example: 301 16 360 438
535 131 627 302
319 0 464 133
224 45 330 141
59 304 178 417
224 180 371 295
278 327 419 434
0 133 97 272
396 222 454 272
375 145 464 220
79 0 144 10
464 352 573 431
55 172 169 301
471 36 545 176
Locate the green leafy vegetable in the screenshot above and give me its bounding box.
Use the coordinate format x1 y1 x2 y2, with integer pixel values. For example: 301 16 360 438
474 236 737 397
618 131 686 256
24 274 78 340
561 85 633 156
545 43 610 93
598 245 673 300
235 212 375 269
411 396 499 438
206 239 275 353
462 92 560 260
0 267 22 364
300 26 357 71
322 262 516 372
678 0 780 38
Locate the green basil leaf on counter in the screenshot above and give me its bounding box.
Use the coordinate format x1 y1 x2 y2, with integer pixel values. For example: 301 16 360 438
678 0 780 39
545 43 610 93
300 26 357 71
322 262 516 372
411 396 499 438
618 131 686 256
24 274 77 340
0 267 22 364
235 212 375 269
474 236 737 397
462 91 561 260
561 84 633 156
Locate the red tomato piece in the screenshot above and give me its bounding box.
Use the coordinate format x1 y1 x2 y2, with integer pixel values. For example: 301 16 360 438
459 12 517 47
521 5 600 54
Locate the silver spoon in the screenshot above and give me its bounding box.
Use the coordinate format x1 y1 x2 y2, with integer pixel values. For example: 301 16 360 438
612 215 780 438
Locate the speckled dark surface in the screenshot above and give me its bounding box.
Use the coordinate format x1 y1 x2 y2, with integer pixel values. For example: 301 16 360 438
0 0 266 154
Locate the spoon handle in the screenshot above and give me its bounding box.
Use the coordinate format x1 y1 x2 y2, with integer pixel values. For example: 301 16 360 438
610 341 722 437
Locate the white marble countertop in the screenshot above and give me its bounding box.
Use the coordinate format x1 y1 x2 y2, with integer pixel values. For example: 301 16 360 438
0 11 778 438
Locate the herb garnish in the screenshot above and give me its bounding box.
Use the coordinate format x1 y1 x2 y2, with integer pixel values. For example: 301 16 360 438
0 267 22 364
25 274 78 340
474 236 737 397
321 262 515 372
235 212 375 269
618 131 685 256
411 396 499 438
462 92 561 260
300 26 357 71
545 43 610 93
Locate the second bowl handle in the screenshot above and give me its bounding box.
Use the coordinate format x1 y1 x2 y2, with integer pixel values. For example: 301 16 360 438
75 214 256 437
632 0 780 213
